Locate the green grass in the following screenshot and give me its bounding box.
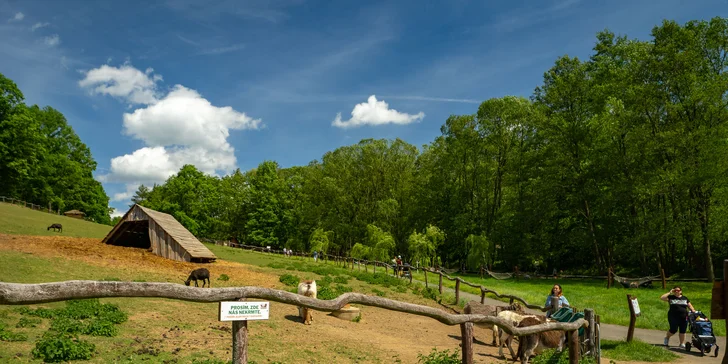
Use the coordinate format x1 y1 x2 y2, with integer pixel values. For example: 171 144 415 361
0 202 112 238
600 339 680 362
407 270 726 336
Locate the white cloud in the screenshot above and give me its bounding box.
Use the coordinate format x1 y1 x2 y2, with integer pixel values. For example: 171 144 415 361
121 85 260 150
31 22 49 31
78 63 162 105
332 95 425 129
110 208 126 218
43 34 60 46
87 63 262 188
9 12 24 21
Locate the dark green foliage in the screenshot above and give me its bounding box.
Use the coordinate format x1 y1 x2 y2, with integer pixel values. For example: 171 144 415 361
278 274 300 287
0 321 28 342
0 74 111 224
416 348 460 364
32 332 95 362
21 299 127 337
218 274 230 281
16 317 41 328
333 275 349 284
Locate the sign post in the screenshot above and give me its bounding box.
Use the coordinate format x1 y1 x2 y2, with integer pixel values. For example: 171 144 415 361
626 295 639 342
220 300 270 364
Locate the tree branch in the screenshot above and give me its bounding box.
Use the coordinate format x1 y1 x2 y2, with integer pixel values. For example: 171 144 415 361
0 281 586 336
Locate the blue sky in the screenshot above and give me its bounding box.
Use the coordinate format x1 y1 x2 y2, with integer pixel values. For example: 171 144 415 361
1 0 726 217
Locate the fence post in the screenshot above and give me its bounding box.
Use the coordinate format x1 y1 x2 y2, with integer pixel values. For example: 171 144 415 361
454 278 460 305
626 294 636 342
232 298 249 364
568 328 579 364
439 272 443 294
409 268 413 284
424 269 428 289
607 268 612 289
480 289 485 304
584 309 596 360
460 322 473 364
373 262 376 274
661 269 666 289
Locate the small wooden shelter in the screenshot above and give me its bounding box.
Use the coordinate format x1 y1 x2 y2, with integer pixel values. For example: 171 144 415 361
101 204 216 263
63 209 86 219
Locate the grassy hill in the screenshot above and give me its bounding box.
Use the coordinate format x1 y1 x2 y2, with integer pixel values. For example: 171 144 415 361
0 202 112 239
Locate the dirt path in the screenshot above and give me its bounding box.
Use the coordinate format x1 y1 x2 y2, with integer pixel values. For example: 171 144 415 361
412 277 725 363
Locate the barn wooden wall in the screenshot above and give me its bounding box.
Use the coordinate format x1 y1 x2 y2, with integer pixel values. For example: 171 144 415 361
120 205 191 262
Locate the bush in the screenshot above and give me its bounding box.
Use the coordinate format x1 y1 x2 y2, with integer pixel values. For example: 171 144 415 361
417 348 460 364
279 274 300 287
16 317 41 328
0 326 28 342
334 275 349 284
372 288 386 297
420 287 439 301
531 348 597 364
32 332 95 362
218 274 230 281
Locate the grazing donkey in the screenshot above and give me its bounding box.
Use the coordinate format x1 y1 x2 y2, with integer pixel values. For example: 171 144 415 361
184 268 211 288
47 223 62 233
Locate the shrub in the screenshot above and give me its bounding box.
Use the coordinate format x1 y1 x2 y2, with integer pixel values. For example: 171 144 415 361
417 348 460 364
279 274 300 287
334 276 349 284
372 288 386 297
218 274 230 281
0 325 28 342
531 348 598 364
16 317 42 328
420 287 439 301
32 332 95 362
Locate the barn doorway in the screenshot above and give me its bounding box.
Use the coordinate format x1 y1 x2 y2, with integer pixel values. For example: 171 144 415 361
104 220 151 249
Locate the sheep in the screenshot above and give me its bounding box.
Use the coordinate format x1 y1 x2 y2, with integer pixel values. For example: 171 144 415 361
184 268 210 288
515 316 566 364
297 280 317 325
463 301 525 346
47 223 62 233
496 310 548 360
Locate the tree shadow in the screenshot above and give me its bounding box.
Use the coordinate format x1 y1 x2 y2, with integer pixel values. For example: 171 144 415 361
284 314 304 323
447 334 494 347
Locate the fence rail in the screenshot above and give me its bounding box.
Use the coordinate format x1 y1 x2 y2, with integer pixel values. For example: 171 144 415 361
0 280 589 364
0 196 60 215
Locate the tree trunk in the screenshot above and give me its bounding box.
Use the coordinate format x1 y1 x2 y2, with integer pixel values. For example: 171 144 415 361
583 199 604 270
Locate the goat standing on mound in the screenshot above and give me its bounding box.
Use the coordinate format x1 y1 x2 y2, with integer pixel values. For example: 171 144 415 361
464 301 525 346
184 268 210 288
516 316 566 364
297 280 317 325
47 223 62 233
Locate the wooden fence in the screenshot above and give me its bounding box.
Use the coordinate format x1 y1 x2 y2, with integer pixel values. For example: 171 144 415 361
0 196 61 215
0 280 591 364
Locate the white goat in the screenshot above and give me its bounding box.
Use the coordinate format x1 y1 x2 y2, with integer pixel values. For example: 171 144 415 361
297 280 317 325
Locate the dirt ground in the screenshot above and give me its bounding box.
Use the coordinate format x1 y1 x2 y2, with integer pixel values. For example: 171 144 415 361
0 234 696 363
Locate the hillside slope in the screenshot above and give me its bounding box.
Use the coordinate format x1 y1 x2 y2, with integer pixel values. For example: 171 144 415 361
0 203 112 238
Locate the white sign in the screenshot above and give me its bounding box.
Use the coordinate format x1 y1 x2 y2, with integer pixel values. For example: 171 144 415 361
631 298 641 317
219 301 270 321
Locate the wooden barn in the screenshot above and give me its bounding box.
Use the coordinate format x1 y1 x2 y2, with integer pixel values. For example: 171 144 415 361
64 209 86 219
101 204 217 263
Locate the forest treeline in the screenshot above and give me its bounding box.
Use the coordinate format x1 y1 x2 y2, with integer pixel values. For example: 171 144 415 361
134 17 728 279
0 74 111 224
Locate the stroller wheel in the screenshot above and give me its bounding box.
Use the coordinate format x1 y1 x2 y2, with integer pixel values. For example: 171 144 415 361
685 342 691 352
715 346 719 358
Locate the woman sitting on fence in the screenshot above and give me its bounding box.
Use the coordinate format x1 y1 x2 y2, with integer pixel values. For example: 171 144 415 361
544 284 569 318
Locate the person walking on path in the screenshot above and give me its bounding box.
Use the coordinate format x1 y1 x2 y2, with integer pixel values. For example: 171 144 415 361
661 285 696 348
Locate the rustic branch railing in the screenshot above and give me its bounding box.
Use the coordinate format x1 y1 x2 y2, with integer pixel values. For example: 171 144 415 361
0 281 588 364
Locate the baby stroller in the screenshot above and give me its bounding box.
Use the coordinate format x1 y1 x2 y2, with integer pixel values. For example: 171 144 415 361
685 311 719 357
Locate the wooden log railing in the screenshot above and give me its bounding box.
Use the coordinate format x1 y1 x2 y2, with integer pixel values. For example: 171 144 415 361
0 281 589 364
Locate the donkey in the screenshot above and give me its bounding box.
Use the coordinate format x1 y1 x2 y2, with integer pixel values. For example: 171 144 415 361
184 268 211 288
47 223 62 233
